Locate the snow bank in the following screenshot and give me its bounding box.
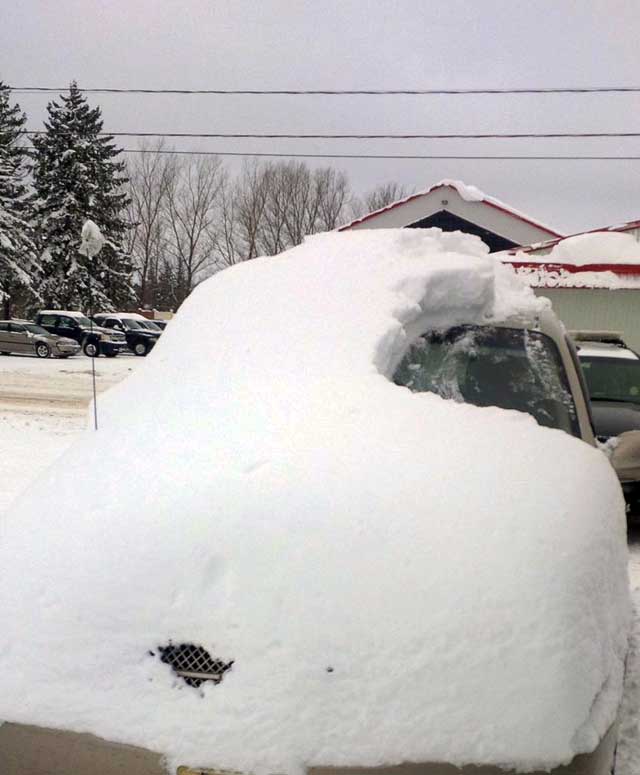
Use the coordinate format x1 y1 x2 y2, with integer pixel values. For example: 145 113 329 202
0 229 629 774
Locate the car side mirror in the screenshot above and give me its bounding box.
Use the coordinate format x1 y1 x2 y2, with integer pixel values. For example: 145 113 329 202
610 430 640 483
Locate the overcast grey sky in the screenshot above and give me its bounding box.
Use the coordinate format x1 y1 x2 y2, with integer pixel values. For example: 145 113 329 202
3 0 639 233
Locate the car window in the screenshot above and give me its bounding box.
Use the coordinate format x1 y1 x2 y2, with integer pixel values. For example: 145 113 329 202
393 325 580 437
24 324 50 335
0 322 9 332
39 314 58 326
580 356 640 406
121 319 143 330
9 323 25 333
59 317 78 327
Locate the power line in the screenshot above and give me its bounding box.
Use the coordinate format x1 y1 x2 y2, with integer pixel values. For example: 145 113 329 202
25 145 640 160
24 130 640 140
11 85 640 95
123 150 640 160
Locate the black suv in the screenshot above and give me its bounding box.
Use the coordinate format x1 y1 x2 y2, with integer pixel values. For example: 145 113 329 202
35 310 128 357
92 313 160 356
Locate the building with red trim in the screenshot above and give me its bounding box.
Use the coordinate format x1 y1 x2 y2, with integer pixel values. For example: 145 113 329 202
341 182 640 349
500 223 640 350
339 179 562 251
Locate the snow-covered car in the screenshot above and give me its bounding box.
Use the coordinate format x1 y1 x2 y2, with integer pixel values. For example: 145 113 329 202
572 331 640 517
92 312 161 356
120 312 167 333
0 230 630 775
0 319 80 358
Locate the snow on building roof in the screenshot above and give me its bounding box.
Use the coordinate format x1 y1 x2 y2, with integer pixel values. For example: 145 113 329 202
517 219 640 255
339 179 563 238
500 231 640 289
0 229 628 775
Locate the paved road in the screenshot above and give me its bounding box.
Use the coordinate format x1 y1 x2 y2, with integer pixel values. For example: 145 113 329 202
0 353 139 416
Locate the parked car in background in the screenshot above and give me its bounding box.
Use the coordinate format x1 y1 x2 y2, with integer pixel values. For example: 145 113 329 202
148 318 168 331
572 330 640 516
117 312 165 334
0 320 80 358
34 310 128 357
92 313 160 356
394 312 592 441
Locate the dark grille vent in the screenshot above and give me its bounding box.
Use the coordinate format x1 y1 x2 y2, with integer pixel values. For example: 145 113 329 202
158 643 233 688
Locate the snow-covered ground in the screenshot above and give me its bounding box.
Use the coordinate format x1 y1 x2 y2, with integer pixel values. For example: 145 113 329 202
0 353 141 513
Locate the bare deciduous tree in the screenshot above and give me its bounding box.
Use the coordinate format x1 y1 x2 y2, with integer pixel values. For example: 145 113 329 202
126 150 397 309
351 182 412 220
164 154 224 304
126 140 176 307
214 160 354 265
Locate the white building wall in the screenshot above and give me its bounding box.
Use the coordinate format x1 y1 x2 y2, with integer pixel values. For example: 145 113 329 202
537 288 640 351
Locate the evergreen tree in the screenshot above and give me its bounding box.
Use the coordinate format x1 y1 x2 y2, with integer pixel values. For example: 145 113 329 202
0 82 40 318
32 82 134 311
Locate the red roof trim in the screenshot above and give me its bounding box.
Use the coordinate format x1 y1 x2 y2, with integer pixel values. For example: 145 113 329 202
506 260 640 275
338 183 562 237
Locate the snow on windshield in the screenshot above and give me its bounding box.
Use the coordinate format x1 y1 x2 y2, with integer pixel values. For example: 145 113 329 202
0 228 629 775
393 326 580 436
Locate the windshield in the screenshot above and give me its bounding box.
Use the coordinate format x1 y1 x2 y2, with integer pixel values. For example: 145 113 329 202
23 324 50 335
120 319 144 330
393 325 580 437
140 320 162 332
75 316 93 327
580 356 640 406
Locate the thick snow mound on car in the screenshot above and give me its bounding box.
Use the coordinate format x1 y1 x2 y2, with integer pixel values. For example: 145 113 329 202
0 229 629 774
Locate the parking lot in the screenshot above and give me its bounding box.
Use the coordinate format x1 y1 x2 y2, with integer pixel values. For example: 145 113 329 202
0 353 143 512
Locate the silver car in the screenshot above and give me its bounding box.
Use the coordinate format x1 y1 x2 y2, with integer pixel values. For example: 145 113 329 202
0 320 80 359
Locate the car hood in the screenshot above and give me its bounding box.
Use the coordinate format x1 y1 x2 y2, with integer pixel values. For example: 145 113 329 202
591 400 640 438
80 324 120 336
0 230 630 775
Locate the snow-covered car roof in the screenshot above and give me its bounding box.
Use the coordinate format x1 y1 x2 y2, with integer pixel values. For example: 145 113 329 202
94 312 147 320
577 342 639 360
0 229 629 774
38 309 87 317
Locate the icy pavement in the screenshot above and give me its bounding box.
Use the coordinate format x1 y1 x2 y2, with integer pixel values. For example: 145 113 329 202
0 348 637 771
0 353 142 512
0 352 139 418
